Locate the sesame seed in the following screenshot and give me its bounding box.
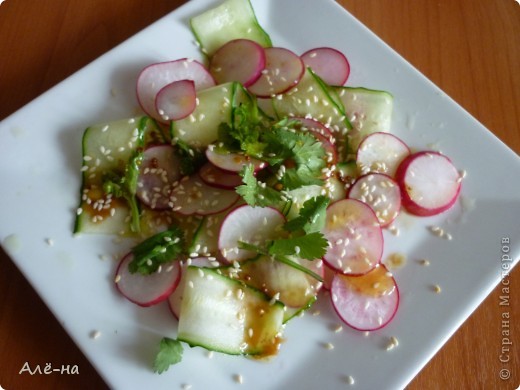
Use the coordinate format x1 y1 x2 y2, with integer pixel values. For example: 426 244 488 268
433 284 442 293
388 225 400 236
234 374 244 384
346 375 355 385
419 259 430 266
90 330 101 339
114 274 121 283
386 336 399 351
323 342 334 350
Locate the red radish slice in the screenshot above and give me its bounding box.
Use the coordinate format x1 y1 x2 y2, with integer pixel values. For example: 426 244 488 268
169 175 239 216
168 257 217 320
199 163 243 189
292 117 334 140
395 151 462 216
247 47 305 98
323 198 383 275
206 147 266 173
348 173 401 227
115 253 181 307
310 131 337 167
136 58 215 122
292 117 337 165
331 264 399 331
137 145 182 210
322 262 337 291
209 39 266 87
155 79 196 122
357 132 411 177
218 205 285 263
301 47 350 86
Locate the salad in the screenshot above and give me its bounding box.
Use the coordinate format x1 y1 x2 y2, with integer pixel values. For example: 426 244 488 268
74 0 463 373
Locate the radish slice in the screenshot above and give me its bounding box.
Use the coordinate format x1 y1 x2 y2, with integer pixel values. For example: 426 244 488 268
239 255 324 308
137 145 182 210
209 39 266 87
169 175 239 216
136 58 215 122
395 151 462 216
322 262 337 291
218 205 285 263
155 79 196 122
292 117 334 140
348 173 401 227
206 147 266 173
312 131 337 167
199 163 243 189
115 253 181 307
247 47 305 98
301 47 350 86
168 257 217 320
322 199 383 275
357 132 411 177
331 264 399 331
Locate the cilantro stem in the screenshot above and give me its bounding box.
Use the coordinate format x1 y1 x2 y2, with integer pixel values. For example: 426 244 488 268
275 254 324 283
237 241 324 283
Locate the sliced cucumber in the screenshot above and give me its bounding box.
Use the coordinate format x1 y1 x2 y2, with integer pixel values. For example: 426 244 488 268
325 176 347 201
336 160 359 187
74 117 164 235
171 82 249 149
335 87 394 153
187 210 230 256
190 0 271 56
177 266 285 356
337 160 358 180
283 295 317 323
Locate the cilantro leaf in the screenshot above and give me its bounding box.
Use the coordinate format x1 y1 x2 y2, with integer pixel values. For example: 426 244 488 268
281 166 324 189
262 127 326 190
129 225 184 275
174 139 206 176
236 165 285 208
269 232 328 260
284 195 330 233
153 337 183 374
218 99 267 157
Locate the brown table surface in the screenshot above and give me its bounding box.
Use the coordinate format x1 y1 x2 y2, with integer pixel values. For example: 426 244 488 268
1 1 519 389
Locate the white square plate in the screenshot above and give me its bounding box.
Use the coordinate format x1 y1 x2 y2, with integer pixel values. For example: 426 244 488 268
1 0 519 389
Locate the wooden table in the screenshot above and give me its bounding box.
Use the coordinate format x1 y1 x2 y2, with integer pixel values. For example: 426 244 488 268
0 1 518 389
